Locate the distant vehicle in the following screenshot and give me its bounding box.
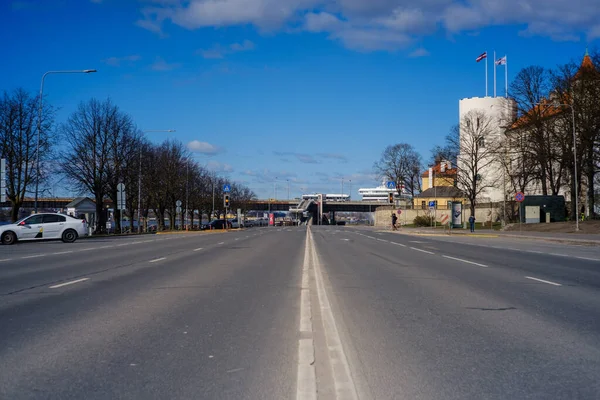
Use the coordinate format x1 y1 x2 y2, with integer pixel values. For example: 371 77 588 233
0 213 88 245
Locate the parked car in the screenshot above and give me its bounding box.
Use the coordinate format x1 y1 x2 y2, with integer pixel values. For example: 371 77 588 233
0 213 88 245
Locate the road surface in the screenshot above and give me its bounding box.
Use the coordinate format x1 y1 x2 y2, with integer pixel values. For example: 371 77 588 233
1 226 599 399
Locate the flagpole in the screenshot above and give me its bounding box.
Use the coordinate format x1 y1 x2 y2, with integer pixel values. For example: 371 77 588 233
493 50 496 97
505 55 508 98
485 52 488 97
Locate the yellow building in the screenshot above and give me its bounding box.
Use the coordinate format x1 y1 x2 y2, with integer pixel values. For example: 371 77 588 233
413 160 466 210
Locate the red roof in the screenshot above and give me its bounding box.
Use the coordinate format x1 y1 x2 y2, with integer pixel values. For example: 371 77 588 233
421 161 457 178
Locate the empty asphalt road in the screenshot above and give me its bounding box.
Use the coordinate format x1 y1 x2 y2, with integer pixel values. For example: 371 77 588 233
1 226 599 399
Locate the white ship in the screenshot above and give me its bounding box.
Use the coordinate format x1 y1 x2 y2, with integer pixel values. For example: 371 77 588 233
358 180 407 202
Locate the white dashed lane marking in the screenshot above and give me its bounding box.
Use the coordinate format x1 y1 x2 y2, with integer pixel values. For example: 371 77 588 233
49 278 90 289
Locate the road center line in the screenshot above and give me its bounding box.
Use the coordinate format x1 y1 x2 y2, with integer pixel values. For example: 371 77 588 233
193 248 203 252
0 258 13 262
52 251 74 255
309 228 358 400
149 257 166 263
49 278 89 289
525 276 562 286
218 242 225 245
442 255 488 267
21 254 46 259
410 247 435 255
576 256 600 261
391 242 407 247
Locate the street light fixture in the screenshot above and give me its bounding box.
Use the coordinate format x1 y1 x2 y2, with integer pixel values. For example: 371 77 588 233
138 129 176 233
536 101 579 231
35 69 97 213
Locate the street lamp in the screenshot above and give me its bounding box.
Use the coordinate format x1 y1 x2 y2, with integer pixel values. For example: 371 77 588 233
138 129 175 233
35 69 97 213
536 101 579 231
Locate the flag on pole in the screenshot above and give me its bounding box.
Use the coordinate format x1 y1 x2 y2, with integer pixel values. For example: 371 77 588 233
476 51 489 96
495 56 506 65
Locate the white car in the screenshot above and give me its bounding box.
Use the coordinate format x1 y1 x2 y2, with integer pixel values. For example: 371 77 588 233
0 213 88 245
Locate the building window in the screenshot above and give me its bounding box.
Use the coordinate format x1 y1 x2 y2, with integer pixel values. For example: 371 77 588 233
477 137 485 148
421 201 426 210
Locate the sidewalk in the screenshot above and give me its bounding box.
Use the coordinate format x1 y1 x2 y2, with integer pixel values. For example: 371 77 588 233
391 227 600 246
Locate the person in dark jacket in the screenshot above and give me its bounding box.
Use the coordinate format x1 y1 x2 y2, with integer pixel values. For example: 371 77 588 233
469 215 475 232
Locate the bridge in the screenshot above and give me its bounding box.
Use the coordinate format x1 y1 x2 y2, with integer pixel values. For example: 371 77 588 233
1 198 393 214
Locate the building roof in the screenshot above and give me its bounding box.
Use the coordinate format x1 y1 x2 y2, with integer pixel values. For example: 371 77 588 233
65 197 95 208
415 186 465 198
510 50 596 130
421 161 457 178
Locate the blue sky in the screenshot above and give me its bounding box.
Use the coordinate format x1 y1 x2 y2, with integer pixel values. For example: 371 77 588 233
1 0 598 199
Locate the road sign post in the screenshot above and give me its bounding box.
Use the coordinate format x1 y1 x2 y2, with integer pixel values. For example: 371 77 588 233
117 183 126 234
515 192 525 233
1 159 6 203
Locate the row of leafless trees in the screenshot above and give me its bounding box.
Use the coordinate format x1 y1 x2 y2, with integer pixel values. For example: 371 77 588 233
0 91 256 229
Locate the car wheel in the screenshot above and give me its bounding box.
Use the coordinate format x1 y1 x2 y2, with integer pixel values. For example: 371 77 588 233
1 231 17 245
61 229 78 243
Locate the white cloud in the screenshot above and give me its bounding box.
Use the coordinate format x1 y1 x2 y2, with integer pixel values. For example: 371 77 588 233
151 56 181 71
206 160 233 172
187 140 221 154
408 47 430 57
102 54 141 67
137 0 600 52
197 39 255 59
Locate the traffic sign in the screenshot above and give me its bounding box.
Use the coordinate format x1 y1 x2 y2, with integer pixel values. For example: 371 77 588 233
428 201 436 208
223 184 231 193
515 192 525 202
176 206 182 213
176 200 182 207
386 181 396 189
397 209 402 215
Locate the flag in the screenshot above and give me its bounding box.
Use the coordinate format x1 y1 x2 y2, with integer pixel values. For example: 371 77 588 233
476 52 487 62
495 56 506 65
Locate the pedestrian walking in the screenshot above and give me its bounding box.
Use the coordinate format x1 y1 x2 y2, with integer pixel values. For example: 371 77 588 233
392 213 398 231
469 215 475 232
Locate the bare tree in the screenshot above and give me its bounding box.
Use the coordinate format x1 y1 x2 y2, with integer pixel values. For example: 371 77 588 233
454 110 501 217
60 98 123 233
429 127 460 166
552 54 600 218
373 143 422 198
508 65 567 196
0 89 55 221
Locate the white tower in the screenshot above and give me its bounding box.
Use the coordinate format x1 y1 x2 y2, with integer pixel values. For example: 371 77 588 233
458 97 517 202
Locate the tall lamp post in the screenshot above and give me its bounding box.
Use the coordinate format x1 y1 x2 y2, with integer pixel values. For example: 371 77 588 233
138 129 175 233
537 101 579 231
35 69 97 213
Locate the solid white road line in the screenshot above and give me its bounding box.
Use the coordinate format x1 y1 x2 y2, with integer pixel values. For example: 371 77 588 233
391 242 407 247
410 247 435 255
0 258 13 262
149 257 166 263
525 276 562 286
193 248 204 252
309 228 358 400
218 242 225 245
576 256 600 261
21 254 45 259
52 251 74 255
49 278 89 289
297 229 316 400
442 255 489 268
